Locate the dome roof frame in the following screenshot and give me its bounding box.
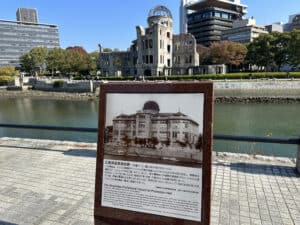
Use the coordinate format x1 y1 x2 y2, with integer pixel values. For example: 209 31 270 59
148 5 173 19
143 101 160 112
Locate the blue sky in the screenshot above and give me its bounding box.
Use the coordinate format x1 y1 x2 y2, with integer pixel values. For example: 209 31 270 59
2 0 300 52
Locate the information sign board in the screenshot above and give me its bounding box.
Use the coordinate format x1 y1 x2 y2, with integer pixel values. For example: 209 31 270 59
94 82 213 225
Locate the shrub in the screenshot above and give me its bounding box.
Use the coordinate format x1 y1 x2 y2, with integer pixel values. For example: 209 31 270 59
53 80 65 88
0 66 18 77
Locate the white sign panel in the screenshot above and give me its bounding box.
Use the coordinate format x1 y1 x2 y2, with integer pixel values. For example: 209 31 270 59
102 159 202 222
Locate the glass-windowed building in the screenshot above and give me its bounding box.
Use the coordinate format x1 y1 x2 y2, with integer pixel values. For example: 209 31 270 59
182 0 247 46
0 8 60 67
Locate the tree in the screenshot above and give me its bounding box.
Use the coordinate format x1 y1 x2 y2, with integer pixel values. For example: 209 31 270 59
246 34 274 71
30 47 48 74
65 46 90 75
0 66 18 81
271 32 291 71
20 47 48 75
197 45 211 64
88 51 99 72
210 41 247 67
20 53 35 74
0 66 18 77
66 46 88 56
288 30 300 70
46 48 66 75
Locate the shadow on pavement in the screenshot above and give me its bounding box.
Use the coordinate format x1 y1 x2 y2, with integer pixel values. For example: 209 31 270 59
227 162 300 177
0 144 65 153
0 144 97 158
0 221 18 225
64 149 96 158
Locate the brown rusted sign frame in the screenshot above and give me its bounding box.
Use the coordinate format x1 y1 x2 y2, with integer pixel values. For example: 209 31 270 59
94 82 213 225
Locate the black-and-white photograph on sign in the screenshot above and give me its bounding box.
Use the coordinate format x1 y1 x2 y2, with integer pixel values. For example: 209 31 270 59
104 93 204 163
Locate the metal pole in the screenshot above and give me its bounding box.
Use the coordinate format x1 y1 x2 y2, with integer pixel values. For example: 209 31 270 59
297 137 300 173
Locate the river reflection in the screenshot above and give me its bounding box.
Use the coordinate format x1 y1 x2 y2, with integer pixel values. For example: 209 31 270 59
0 98 298 157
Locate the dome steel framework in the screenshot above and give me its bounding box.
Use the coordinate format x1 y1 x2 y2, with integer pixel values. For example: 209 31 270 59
143 101 160 112
148 5 173 19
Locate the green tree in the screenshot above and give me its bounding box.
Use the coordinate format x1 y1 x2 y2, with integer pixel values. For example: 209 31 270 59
20 47 48 75
30 47 48 74
20 53 35 74
246 34 274 71
46 47 66 75
288 30 300 70
0 66 18 82
271 32 291 71
88 51 99 72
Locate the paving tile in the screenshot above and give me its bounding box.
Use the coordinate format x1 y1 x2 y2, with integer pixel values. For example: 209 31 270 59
0 139 299 225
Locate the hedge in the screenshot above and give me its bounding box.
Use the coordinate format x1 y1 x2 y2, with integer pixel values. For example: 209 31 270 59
72 72 300 81
53 80 65 88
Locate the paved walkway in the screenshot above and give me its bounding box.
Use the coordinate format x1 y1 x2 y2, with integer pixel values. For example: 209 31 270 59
0 138 299 225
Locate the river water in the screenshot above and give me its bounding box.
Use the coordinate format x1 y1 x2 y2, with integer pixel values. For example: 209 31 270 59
0 98 299 158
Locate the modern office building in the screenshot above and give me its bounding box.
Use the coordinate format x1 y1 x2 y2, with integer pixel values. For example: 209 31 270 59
0 8 60 67
111 101 199 145
180 0 248 46
265 23 284 33
284 13 300 32
290 14 300 30
222 18 268 43
99 5 199 77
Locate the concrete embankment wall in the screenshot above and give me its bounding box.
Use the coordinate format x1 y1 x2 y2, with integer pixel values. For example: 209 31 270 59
214 80 300 98
11 77 300 98
32 79 99 93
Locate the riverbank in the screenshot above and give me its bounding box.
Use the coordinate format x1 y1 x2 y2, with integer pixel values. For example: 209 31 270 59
1 90 299 103
1 79 300 102
0 89 96 101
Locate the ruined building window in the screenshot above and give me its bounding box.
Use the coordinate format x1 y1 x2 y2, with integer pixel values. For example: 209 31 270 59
150 55 153 64
145 40 148 49
185 56 189 64
146 55 149 64
159 40 164 49
167 32 170 38
189 55 192 63
167 45 171 53
167 59 170 67
149 39 153 48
